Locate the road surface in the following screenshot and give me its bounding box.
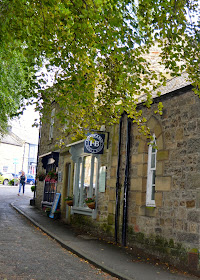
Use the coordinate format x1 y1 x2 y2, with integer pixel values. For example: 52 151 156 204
0 185 117 280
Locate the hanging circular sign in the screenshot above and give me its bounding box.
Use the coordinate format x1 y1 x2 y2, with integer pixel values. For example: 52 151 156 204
84 133 105 154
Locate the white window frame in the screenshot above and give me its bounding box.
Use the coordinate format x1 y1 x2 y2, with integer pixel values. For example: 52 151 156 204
49 108 55 140
146 134 157 207
3 166 8 172
69 141 99 219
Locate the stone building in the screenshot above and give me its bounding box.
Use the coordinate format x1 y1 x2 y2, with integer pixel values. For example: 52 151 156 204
36 75 200 273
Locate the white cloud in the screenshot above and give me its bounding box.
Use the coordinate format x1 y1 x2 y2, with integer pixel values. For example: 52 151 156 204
10 105 39 145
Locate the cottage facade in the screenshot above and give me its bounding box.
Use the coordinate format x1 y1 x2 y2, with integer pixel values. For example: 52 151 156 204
36 80 200 272
0 131 38 175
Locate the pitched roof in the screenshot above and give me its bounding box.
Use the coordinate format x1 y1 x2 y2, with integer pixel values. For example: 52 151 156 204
138 72 191 103
0 131 24 146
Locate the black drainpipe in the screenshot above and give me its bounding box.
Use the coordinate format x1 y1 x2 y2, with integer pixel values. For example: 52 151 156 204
122 117 131 246
115 116 122 244
34 120 41 199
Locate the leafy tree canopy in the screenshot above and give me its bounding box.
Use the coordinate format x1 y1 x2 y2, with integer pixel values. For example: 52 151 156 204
0 0 199 138
0 41 35 134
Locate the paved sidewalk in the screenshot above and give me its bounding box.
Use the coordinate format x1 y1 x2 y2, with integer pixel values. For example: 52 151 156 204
11 197 199 280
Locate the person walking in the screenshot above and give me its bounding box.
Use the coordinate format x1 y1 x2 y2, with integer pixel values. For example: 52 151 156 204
18 171 27 196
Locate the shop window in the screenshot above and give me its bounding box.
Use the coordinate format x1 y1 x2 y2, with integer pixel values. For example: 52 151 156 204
43 181 57 203
3 166 8 172
43 162 57 204
72 154 98 218
146 134 157 207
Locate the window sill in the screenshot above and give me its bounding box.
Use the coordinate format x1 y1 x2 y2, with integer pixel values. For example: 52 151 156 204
146 204 156 208
146 201 156 208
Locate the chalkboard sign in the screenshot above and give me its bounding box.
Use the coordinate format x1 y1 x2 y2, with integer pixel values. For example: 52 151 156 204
49 193 61 219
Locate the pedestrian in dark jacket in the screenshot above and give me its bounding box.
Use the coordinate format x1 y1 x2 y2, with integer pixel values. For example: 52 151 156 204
18 171 27 196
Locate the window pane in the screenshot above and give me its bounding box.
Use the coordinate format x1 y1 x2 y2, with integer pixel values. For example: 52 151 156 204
83 156 92 205
146 134 156 206
152 170 155 185
79 162 82 188
78 160 82 206
151 154 155 168
93 157 98 196
151 185 155 200
84 156 91 189
3 166 8 172
152 142 156 153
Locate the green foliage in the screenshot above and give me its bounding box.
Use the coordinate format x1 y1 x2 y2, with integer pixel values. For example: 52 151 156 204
0 44 34 133
0 0 199 136
189 248 198 254
47 171 58 180
85 197 95 203
135 232 145 243
31 185 35 192
8 179 15 186
65 196 73 201
37 172 46 181
169 239 175 248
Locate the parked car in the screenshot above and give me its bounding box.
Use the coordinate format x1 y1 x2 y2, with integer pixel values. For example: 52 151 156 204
26 174 35 185
12 173 19 178
0 173 14 185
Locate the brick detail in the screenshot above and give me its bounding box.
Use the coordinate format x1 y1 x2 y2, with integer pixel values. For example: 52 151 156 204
155 177 171 191
157 150 169 161
155 192 163 207
130 178 143 191
131 154 144 164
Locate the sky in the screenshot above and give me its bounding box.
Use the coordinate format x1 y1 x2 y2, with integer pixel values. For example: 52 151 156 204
10 105 39 145
9 63 54 146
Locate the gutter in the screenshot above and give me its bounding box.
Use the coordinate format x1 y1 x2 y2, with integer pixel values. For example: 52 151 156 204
122 117 131 246
115 116 122 244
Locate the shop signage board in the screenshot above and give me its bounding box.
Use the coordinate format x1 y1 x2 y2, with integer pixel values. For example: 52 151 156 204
84 133 105 154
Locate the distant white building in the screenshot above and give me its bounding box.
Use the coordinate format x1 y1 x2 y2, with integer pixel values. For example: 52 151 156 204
0 105 39 175
0 130 28 174
28 143 38 174
0 130 38 175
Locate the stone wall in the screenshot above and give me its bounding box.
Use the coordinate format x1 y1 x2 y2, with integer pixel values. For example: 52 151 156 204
35 103 63 208
36 86 200 273
126 86 200 269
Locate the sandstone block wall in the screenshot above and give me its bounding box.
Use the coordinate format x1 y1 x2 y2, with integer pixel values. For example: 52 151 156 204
36 87 200 272
127 87 200 252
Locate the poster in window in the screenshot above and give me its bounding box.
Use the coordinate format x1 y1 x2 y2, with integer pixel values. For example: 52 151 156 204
49 193 61 219
99 166 106 192
58 171 62 182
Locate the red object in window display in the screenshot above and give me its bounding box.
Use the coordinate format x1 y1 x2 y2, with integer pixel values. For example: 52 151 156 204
86 202 95 209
